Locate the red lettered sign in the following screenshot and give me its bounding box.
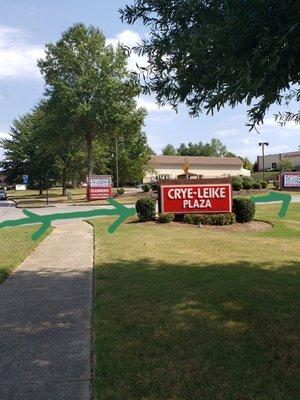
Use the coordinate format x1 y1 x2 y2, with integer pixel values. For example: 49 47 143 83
160 184 232 214
88 187 112 200
87 175 112 201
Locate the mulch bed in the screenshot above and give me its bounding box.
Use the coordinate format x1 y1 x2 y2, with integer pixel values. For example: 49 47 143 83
138 220 273 232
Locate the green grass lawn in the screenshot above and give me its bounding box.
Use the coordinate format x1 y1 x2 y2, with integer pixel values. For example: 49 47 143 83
91 204 300 400
0 226 49 284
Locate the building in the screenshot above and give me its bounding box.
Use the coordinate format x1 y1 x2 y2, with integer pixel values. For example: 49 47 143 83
144 155 250 182
257 150 300 171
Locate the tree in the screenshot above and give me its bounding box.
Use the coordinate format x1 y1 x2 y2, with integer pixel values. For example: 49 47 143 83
0 111 57 194
107 108 150 185
239 157 253 171
175 139 230 157
278 158 295 172
162 144 176 156
38 23 142 177
121 1 300 129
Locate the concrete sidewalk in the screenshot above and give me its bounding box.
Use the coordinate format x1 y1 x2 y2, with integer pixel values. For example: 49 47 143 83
0 221 93 400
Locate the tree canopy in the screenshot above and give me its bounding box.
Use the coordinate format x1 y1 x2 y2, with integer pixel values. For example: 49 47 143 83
38 23 143 176
162 138 253 170
0 110 58 193
121 0 300 129
278 158 295 172
1 24 152 190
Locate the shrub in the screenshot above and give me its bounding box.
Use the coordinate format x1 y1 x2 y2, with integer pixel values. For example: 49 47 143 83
273 180 280 190
150 182 158 192
209 213 235 225
158 213 174 223
232 180 243 191
173 213 184 222
183 213 235 226
242 177 254 190
253 181 262 189
142 183 151 192
232 198 255 223
117 187 125 195
232 175 243 183
136 197 156 221
183 214 193 224
260 180 268 189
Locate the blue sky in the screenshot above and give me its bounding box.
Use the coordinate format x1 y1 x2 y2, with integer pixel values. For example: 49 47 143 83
0 0 299 162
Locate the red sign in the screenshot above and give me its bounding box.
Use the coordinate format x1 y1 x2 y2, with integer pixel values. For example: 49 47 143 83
160 184 232 214
88 187 112 200
87 175 112 201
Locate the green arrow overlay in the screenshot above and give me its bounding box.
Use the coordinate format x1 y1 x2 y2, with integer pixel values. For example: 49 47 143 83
0 199 136 241
251 191 292 218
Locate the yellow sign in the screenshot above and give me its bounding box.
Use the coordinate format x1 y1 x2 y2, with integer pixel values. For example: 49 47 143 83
183 157 189 175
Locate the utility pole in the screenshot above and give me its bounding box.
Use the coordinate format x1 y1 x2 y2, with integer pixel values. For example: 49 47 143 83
46 171 49 205
259 142 269 180
115 134 119 192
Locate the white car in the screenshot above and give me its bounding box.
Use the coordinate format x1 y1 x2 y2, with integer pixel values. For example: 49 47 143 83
0 189 7 200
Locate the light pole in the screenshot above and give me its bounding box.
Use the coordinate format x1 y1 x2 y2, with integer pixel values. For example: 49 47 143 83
259 142 269 180
115 134 119 192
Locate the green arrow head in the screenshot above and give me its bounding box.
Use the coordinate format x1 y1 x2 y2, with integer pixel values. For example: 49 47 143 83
107 198 136 234
251 191 292 219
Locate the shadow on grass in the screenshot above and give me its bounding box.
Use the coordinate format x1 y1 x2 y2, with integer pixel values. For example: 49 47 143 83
93 259 299 400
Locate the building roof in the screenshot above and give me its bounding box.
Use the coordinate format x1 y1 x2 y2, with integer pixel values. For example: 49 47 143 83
285 151 300 157
149 155 243 166
257 150 300 158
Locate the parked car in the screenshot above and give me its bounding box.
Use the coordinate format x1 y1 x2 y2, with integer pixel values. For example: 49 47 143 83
0 189 7 200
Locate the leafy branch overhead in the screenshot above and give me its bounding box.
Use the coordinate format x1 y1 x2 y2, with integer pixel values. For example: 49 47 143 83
120 0 300 129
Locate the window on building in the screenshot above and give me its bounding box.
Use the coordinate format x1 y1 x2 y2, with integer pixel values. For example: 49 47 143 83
272 163 277 170
158 174 170 180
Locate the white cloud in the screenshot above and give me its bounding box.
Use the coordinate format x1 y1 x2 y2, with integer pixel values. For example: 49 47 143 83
107 30 141 48
107 29 148 72
0 26 44 80
137 96 172 112
148 114 175 123
229 114 245 121
262 117 300 131
0 131 10 139
214 128 239 138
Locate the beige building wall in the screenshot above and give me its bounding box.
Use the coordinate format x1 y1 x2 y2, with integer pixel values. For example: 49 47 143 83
144 163 250 182
257 152 300 171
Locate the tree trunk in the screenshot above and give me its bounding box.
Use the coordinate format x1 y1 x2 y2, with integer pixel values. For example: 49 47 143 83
86 131 93 177
39 180 43 196
115 134 119 191
62 167 67 196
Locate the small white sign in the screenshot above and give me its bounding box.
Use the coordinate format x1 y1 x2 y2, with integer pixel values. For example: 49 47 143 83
15 184 26 191
284 174 300 188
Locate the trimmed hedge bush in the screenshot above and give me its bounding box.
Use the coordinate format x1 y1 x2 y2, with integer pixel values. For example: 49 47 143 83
142 184 151 192
232 198 255 223
136 198 156 221
183 213 235 226
242 177 255 190
150 182 158 192
232 176 243 183
158 213 174 223
260 180 268 189
253 181 262 189
232 180 243 191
